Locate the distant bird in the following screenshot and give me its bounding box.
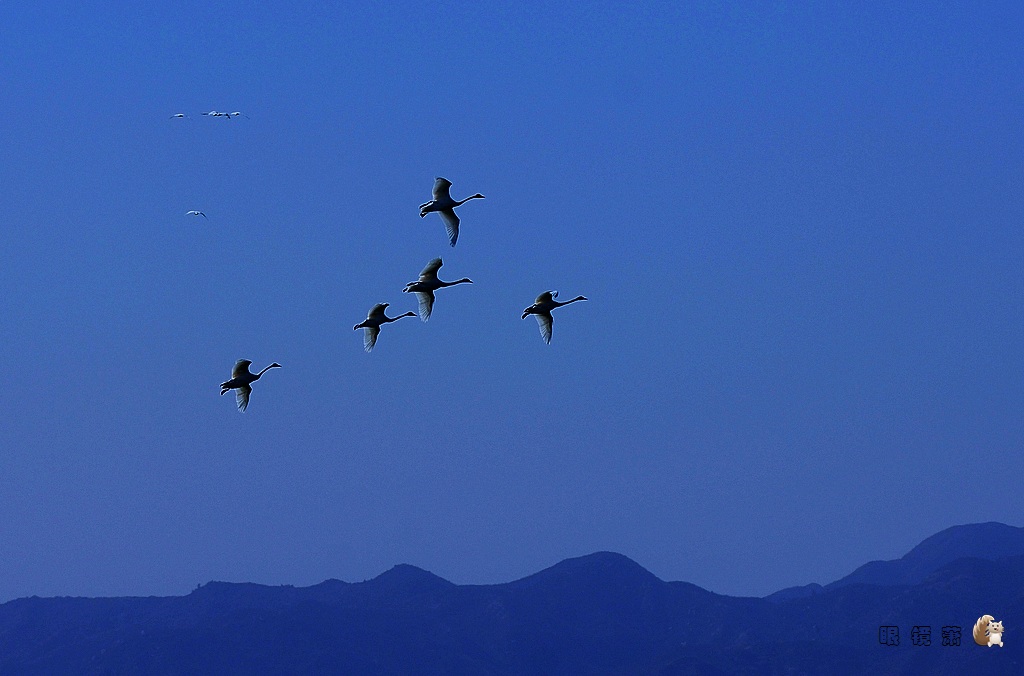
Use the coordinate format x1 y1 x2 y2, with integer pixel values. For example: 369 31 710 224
201 110 223 117
402 258 473 321
353 303 417 352
220 359 282 412
225 111 249 119
522 291 588 344
185 210 207 218
419 177 485 247
169 113 189 119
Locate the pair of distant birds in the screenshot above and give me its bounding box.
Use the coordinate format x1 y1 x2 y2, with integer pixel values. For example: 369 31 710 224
170 111 248 119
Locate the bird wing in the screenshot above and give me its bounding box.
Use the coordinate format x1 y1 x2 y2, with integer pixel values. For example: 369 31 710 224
368 303 388 319
432 177 453 201
535 312 553 344
439 209 460 247
415 291 435 321
363 326 380 352
419 257 443 279
232 359 253 378
535 291 554 304
236 384 252 412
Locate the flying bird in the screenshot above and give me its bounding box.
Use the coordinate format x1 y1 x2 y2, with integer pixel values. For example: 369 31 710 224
220 359 282 412
419 177 485 247
169 113 189 119
522 291 588 344
201 110 223 117
353 303 417 352
185 210 207 218
402 258 473 321
225 111 249 119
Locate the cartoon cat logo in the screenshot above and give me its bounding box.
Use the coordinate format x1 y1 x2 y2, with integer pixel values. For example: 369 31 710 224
973 615 1005 647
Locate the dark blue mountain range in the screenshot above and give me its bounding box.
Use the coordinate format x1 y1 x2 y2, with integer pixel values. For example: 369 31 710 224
1 522 1020 674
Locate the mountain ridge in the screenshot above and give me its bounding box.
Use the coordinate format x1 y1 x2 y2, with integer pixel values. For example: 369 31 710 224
826 522 1024 590
0 522 1019 675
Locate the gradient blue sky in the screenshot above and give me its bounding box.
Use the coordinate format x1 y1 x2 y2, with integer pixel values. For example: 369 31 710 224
1 2 1021 601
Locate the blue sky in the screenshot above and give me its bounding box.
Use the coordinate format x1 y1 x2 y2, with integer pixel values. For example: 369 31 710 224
0 2 1021 601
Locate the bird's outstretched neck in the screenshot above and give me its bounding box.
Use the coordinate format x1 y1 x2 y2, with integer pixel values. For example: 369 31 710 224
455 194 485 207
256 363 282 377
558 296 588 306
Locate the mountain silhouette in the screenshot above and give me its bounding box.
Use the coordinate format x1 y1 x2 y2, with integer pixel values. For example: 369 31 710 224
828 522 1024 589
766 521 1024 603
366 564 455 595
0 523 1020 674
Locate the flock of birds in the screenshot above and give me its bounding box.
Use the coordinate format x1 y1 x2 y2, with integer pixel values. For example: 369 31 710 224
173 114 587 412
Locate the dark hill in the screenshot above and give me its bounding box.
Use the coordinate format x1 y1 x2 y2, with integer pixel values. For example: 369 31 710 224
829 522 1024 589
513 551 663 587
365 564 455 595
